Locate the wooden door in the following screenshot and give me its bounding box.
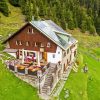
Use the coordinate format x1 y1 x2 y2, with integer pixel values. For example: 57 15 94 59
43 52 47 61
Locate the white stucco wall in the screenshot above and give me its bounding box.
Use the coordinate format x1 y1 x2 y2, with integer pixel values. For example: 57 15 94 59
47 46 62 63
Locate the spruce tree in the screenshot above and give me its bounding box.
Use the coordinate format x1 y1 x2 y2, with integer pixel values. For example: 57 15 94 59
0 0 9 16
81 20 87 33
89 25 96 35
9 0 20 7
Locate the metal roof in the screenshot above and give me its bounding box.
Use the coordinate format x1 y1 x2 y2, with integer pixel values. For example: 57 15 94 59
30 20 77 50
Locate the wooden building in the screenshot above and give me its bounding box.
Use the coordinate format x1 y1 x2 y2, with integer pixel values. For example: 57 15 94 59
3 20 78 72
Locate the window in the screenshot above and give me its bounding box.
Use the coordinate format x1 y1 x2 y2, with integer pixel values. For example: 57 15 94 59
35 42 37 47
26 41 29 46
47 42 51 47
52 54 55 58
27 28 31 33
58 51 60 54
16 41 19 45
19 41 22 45
27 28 34 34
32 42 35 47
32 29 34 34
41 43 44 47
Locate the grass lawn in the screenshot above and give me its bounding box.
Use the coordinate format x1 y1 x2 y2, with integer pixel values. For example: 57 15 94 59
0 60 41 100
59 30 100 100
59 51 100 100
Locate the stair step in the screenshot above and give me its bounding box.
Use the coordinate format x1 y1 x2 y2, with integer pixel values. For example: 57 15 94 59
41 63 57 94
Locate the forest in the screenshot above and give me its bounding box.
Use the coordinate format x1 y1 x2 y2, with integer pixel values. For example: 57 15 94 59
0 0 100 35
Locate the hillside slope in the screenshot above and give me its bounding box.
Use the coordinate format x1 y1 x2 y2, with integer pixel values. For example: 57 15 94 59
0 4 41 100
1 0 100 35
0 3 25 37
0 3 100 100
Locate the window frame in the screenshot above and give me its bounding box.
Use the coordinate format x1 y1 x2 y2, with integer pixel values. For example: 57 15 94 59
16 40 19 45
35 42 37 47
32 28 34 34
52 54 55 58
41 43 44 47
58 51 60 54
27 28 31 34
19 41 22 45
47 42 51 48
26 41 30 46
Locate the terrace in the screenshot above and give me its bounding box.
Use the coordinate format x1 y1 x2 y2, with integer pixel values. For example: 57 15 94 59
4 48 50 76
5 58 50 77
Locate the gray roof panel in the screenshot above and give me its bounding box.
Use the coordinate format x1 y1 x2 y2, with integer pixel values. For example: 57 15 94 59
30 20 77 50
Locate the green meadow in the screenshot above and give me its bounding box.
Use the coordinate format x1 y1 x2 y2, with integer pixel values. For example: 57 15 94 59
0 3 100 100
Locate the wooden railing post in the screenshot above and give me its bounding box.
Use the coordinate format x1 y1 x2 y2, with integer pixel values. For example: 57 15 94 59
25 68 28 75
37 70 42 94
14 66 18 73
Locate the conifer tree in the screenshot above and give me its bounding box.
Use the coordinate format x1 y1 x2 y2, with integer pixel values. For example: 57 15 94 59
9 0 20 7
0 0 9 16
3 0 100 35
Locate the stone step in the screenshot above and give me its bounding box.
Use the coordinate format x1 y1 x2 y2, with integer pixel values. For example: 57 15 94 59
41 63 57 95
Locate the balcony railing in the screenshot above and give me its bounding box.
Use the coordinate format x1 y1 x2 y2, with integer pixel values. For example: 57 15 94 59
5 59 49 77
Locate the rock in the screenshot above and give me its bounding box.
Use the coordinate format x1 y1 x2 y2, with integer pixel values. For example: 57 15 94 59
64 93 69 99
65 90 69 93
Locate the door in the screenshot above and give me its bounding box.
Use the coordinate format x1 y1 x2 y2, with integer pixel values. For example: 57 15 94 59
43 52 47 61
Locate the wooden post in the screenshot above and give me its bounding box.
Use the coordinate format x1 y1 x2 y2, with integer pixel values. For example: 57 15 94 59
37 70 42 94
25 68 28 74
22 49 24 64
15 66 17 72
25 50 27 57
37 51 40 66
19 49 20 59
